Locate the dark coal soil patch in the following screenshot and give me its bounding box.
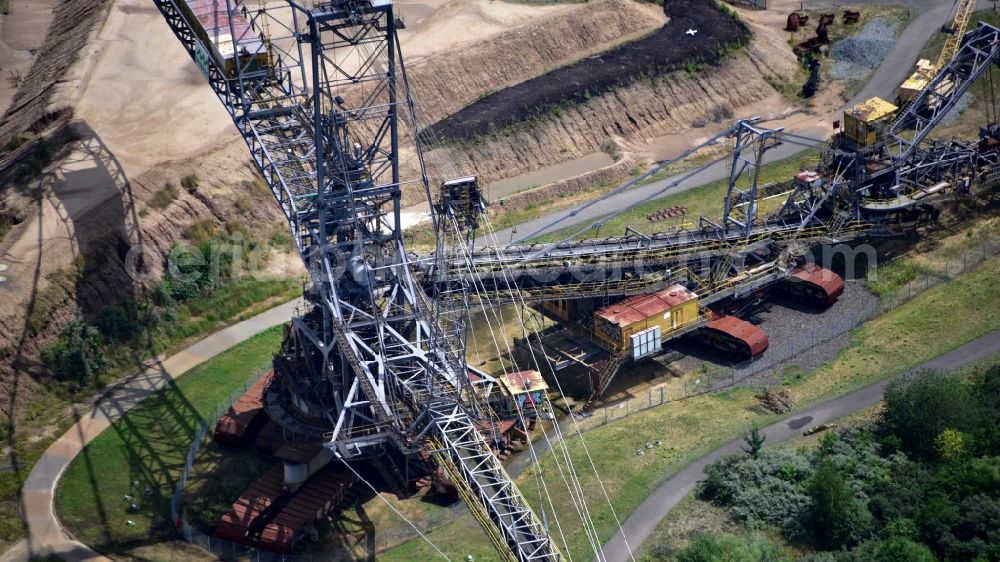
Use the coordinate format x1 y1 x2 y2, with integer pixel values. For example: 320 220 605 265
424 0 749 142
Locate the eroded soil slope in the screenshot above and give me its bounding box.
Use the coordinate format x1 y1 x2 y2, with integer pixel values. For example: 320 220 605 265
404 0 666 124
427 0 748 141
421 13 797 185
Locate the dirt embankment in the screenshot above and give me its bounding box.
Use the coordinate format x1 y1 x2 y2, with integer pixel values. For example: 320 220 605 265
421 16 797 186
426 0 748 142
0 0 110 146
403 0 665 125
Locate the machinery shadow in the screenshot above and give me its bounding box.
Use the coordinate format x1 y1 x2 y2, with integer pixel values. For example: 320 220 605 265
0 119 193 559
0 118 143 554
59 122 209 557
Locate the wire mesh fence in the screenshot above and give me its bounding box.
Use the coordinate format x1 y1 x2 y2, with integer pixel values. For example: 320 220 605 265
171 238 1000 558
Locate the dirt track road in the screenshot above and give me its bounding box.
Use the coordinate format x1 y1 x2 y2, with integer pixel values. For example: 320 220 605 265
598 328 1000 562
492 0 969 245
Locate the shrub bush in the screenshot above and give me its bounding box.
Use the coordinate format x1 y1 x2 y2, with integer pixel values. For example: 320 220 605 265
40 318 105 384
883 371 982 460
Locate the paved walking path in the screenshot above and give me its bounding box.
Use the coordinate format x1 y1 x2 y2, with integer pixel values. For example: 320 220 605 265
5 299 302 562
598 329 1000 562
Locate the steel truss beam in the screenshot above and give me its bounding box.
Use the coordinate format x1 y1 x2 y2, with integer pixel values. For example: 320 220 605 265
153 0 560 559
889 22 1000 168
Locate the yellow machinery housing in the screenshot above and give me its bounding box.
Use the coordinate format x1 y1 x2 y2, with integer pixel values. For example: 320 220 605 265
592 284 698 353
899 59 936 104
842 97 898 149
899 0 975 105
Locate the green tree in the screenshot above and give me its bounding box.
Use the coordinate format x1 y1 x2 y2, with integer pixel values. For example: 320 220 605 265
673 532 792 562
742 421 766 459
934 428 965 461
807 459 873 549
40 317 104 384
883 372 981 460
970 363 1000 455
849 536 936 562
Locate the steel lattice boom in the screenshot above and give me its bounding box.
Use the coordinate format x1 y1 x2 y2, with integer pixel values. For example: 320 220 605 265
152 0 560 559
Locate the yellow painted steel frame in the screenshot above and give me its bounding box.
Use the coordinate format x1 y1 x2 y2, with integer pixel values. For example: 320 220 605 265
938 0 977 72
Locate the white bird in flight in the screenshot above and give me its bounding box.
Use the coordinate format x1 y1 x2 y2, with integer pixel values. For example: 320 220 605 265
686 28 698 36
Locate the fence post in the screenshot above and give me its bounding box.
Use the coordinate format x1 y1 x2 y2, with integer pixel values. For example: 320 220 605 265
660 386 664 404
648 390 652 408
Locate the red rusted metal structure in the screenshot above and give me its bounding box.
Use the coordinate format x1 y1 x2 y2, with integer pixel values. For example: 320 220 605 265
214 371 273 447
782 264 845 306
701 316 769 358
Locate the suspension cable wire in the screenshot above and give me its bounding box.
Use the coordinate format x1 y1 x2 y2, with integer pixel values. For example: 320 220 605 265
400 74 620 560
446 209 606 557
479 212 635 562
445 213 576 559
513 150 733 261
780 130 833 146
446 213 604 559
779 136 829 150
458 286 591 560
342 39 581 561
452 185 635 560
368 23 710 561
335 453 452 561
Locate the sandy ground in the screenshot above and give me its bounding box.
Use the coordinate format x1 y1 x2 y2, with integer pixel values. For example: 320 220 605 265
53 0 238 179
630 1 851 165
2 0 238 321
1 138 130 299
0 0 59 115
396 0 592 63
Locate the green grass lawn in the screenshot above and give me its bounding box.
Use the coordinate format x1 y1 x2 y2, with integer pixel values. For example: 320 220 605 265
530 148 821 244
54 326 283 554
379 253 1000 561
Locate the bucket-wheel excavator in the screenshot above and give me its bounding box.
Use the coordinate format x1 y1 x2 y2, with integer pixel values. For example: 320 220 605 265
152 0 1000 556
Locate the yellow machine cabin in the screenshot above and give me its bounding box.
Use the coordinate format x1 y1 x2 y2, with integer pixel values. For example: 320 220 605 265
593 284 698 355
177 0 272 79
495 370 549 419
899 59 936 104
842 97 898 150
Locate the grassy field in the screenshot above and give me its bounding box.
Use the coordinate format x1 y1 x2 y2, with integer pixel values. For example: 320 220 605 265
0 273 298 551
54 326 283 556
530 148 821 244
379 252 1000 561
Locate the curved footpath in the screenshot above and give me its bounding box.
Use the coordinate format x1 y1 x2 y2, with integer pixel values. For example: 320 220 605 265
598 329 1000 562
5 299 302 562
